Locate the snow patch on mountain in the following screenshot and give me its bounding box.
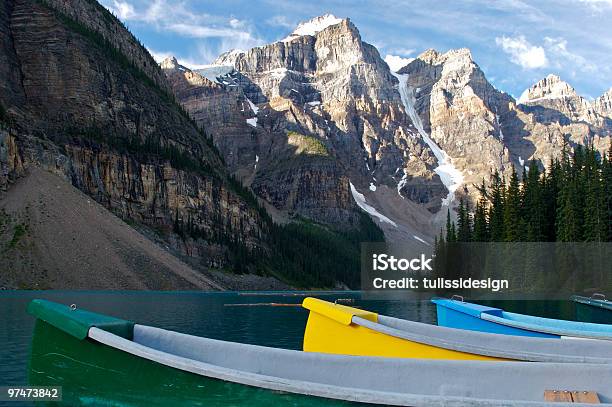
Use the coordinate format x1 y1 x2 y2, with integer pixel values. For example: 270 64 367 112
392 71 464 207
246 98 259 115
350 182 397 227
495 112 504 141
245 98 259 127
384 54 414 72
413 235 430 245
396 172 408 198
282 14 343 42
213 49 245 66
196 65 234 83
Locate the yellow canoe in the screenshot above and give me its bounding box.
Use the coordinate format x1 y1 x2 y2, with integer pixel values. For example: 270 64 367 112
301 298 612 363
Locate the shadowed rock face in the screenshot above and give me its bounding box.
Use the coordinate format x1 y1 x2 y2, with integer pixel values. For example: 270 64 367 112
0 0 266 270
162 58 361 227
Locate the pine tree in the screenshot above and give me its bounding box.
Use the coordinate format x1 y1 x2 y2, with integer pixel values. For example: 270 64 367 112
583 146 605 241
604 145 612 241
457 198 472 242
445 209 457 242
503 166 523 241
473 202 488 242
542 158 560 241
523 160 545 241
556 144 583 241
489 170 505 241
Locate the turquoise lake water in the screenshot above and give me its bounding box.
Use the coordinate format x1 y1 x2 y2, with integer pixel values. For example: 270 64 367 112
0 291 581 405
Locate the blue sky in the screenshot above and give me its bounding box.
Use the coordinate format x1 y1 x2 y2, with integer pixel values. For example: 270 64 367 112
100 0 612 100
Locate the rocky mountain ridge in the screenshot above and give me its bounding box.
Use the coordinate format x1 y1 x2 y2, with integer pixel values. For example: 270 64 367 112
166 15 452 246
398 48 610 200
165 13 610 244
0 0 268 273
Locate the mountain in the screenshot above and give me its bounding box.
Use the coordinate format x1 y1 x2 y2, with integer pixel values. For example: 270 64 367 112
0 2 381 289
0 0 270 288
166 14 611 244
593 88 612 119
165 15 450 247
398 48 513 197
511 75 611 166
397 49 611 200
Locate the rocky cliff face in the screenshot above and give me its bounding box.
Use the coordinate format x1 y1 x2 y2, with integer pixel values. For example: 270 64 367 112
400 48 514 193
162 56 360 227
511 75 611 166
593 88 612 119
166 15 447 245
518 75 599 126
0 0 266 273
398 49 611 201
232 18 443 196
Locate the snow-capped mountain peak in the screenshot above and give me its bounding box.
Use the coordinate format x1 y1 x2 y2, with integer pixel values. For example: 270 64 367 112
282 14 344 42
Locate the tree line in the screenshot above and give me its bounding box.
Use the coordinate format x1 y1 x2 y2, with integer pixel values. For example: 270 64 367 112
432 144 611 294
440 143 612 244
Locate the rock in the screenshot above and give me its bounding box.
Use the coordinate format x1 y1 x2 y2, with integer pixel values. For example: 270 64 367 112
166 15 446 231
0 0 267 269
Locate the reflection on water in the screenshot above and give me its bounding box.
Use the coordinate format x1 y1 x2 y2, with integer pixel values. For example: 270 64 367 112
0 291 577 387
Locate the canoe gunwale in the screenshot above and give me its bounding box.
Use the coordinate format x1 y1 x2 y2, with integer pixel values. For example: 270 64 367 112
352 317 585 363
350 315 612 364
479 312 612 340
571 295 612 312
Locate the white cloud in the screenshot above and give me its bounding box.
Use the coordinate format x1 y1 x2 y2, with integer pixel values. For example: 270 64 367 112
100 0 264 63
384 54 414 72
266 15 295 29
578 0 612 10
109 0 136 20
147 48 217 70
495 35 548 69
390 47 416 56
544 37 596 73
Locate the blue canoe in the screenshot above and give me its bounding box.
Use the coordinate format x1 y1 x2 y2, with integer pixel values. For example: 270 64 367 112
432 298 612 340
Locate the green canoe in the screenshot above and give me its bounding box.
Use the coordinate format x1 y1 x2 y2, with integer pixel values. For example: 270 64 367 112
27 299 612 406
571 294 612 324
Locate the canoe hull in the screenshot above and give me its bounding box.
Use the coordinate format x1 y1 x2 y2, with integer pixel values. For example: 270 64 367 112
28 319 349 406
303 298 501 361
434 303 557 338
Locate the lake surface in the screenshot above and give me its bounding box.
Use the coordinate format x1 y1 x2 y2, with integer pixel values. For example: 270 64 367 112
0 291 579 405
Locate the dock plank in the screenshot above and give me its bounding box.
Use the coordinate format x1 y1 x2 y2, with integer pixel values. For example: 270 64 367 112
572 391 600 404
544 390 573 403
